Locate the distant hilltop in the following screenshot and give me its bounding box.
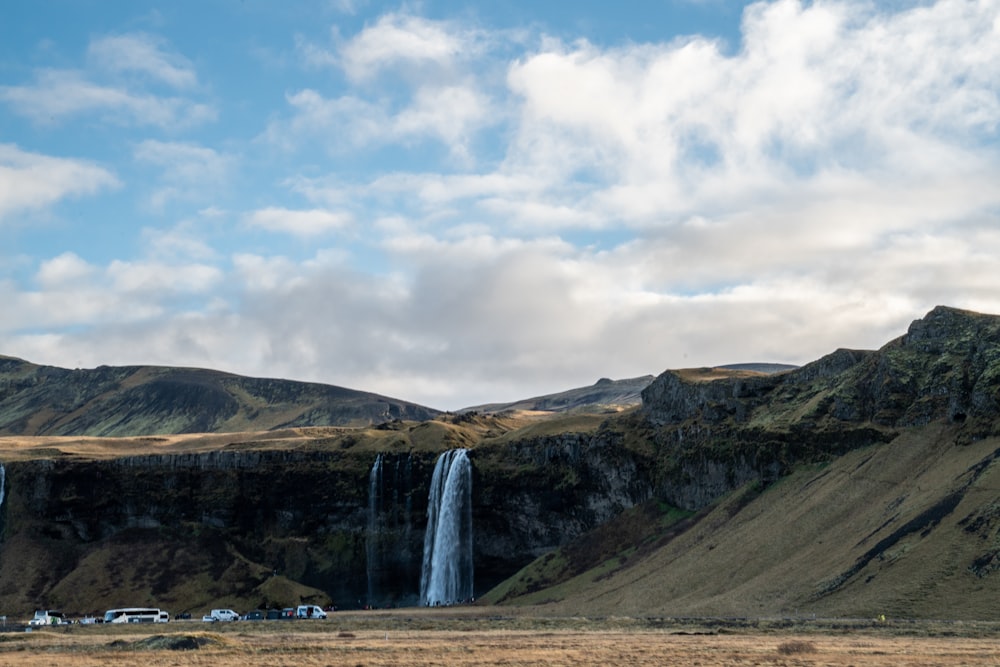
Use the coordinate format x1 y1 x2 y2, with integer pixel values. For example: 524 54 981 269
461 363 797 415
0 354 803 437
0 356 440 437
460 375 657 415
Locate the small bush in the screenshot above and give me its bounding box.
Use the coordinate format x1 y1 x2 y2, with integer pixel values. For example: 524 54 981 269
776 640 817 655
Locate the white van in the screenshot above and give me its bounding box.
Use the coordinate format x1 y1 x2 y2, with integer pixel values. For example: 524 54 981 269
210 609 239 622
295 605 327 619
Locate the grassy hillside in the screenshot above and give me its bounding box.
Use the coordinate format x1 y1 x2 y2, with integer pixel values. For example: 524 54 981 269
0 356 440 436
486 423 1000 619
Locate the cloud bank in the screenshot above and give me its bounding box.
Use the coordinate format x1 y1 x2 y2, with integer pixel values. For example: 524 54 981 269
2 0 999 410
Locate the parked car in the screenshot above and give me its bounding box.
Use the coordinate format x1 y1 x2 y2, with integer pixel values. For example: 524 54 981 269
295 605 327 619
174 612 192 620
201 615 217 622
210 609 239 622
242 610 265 621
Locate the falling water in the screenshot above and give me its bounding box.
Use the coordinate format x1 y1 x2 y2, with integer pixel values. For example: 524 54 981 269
419 449 473 606
366 453 383 605
0 463 5 509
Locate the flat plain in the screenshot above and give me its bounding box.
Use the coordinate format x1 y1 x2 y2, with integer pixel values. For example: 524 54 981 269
4 611 1000 666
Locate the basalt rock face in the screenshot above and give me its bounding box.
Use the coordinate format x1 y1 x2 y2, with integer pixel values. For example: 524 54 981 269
0 358 440 435
638 306 1000 510
642 306 1000 433
3 450 403 610
473 431 653 574
0 434 654 614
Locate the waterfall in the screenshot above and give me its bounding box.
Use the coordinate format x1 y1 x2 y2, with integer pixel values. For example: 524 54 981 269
419 449 473 606
366 453 383 606
0 463 5 509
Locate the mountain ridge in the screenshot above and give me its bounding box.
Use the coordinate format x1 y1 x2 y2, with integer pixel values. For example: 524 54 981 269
0 355 440 436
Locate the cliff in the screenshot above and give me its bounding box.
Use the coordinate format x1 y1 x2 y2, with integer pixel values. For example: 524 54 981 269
0 417 651 615
634 306 1000 510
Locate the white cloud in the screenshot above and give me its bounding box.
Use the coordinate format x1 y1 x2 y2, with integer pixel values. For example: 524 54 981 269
0 69 215 128
0 32 215 129
269 89 389 150
107 259 222 294
133 140 233 208
36 252 96 288
274 14 502 158
88 33 199 89
499 0 1000 227
0 144 119 221
244 207 352 237
338 13 472 82
294 33 341 69
141 217 221 262
268 82 497 159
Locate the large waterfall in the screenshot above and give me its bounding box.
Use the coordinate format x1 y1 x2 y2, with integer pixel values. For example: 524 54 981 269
419 449 473 606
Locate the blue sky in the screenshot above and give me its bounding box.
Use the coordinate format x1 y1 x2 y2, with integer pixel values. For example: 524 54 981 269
2 0 999 411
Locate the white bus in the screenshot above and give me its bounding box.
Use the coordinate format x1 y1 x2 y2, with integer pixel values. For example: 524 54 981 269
103 607 168 624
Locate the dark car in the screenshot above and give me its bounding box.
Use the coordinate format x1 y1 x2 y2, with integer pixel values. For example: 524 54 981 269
174 612 192 620
264 608 295 620
242 610 265 621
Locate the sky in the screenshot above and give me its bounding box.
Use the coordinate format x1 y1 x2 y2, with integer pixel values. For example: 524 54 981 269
1 0 999 411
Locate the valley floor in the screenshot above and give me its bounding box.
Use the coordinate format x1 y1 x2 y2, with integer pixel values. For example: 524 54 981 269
4 611 1000 666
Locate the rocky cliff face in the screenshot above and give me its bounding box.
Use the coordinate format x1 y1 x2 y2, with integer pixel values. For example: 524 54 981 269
0 429 654 614
642 306 1000 432
636 306 1000 509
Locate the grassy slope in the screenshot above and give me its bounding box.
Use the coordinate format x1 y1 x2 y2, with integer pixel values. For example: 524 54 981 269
489 423 1000 620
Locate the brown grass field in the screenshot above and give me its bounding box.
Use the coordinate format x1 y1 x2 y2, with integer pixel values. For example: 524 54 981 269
4 611 1000 666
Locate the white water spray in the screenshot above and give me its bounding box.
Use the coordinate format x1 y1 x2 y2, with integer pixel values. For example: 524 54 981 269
366 453 383 605
419 449 473 606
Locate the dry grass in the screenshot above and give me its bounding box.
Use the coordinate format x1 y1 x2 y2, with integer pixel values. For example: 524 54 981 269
0 411 550 461
777 639 817 654
674 367 768 382
2 618 1000 666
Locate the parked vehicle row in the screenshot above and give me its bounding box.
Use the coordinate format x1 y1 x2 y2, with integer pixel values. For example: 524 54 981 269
27 608 168 626
202 605 327 621
26 604 331 626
